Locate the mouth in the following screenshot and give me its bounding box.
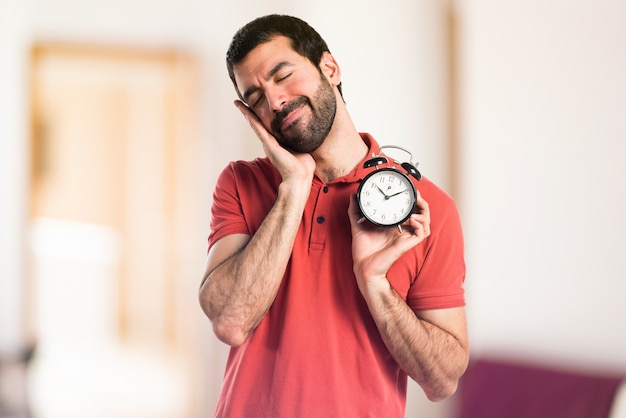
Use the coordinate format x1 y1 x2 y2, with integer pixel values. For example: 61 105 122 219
272 97 309 136
280 105 305 131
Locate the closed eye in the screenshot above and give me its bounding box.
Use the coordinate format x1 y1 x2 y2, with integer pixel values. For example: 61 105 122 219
277 72 292 82
250 73 291 108
251 93 265 109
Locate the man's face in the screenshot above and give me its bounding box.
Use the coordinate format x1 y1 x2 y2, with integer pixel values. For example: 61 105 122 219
233 36 337 153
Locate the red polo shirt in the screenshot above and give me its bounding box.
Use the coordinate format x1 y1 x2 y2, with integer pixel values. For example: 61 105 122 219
208 133 465 418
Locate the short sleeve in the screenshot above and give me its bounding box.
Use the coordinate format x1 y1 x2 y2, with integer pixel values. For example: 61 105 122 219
207 163 250 252
407 189 466 311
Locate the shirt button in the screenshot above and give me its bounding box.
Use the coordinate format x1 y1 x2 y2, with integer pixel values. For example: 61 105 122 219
323 186 329 193
316 216 325 224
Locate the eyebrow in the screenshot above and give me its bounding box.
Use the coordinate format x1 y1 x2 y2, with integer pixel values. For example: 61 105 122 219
242 61 292 104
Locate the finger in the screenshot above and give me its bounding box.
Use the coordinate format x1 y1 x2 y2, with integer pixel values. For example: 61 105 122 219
414 193 430 234
400 213 427 240
415 192 430 217
234 99 256 123
234 100 268 138
234 100 285 156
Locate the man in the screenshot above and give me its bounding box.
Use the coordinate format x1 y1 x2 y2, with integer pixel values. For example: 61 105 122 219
199 14 469 417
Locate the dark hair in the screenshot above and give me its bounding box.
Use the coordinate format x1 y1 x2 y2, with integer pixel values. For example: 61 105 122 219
226 14 343 98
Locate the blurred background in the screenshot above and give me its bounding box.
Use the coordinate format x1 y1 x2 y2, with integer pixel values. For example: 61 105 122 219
1 0 625 417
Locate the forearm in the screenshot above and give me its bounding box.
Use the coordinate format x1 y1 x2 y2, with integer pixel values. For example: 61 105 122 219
363 285 469 401
199 182 308 346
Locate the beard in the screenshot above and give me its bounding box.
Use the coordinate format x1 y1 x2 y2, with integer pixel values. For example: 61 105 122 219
270 75 337 153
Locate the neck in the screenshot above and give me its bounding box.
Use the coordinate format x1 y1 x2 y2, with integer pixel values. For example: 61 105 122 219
311 111 368 182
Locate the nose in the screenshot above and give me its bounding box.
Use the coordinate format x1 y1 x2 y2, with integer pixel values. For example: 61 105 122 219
265 88 287 113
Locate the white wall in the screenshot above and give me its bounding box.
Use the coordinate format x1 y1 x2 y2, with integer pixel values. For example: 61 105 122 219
457 0 626 370
2 0 626 416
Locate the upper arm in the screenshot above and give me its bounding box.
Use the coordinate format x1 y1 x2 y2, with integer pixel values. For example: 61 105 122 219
201 233 251 286
416 306 469 353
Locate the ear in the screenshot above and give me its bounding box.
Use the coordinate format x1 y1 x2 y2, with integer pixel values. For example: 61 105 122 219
319 51 341 87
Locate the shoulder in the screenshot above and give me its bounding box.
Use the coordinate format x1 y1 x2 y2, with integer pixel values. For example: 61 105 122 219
216 157 280 190
213 157 282 219
222 157 277 179
209 158 280 249
415 176 458 216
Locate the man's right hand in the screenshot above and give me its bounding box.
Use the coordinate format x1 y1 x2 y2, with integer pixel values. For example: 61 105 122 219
234 100 315 187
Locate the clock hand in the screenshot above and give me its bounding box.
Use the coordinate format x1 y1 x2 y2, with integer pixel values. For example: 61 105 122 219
387 189 408 198
376 185 389 197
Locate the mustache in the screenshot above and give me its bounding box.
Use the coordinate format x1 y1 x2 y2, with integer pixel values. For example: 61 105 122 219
271 96 309 133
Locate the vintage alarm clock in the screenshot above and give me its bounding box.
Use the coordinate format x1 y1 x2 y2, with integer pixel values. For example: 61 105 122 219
356 145 422 229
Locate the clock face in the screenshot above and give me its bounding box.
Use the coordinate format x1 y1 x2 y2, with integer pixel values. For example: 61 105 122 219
357 168 417 226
